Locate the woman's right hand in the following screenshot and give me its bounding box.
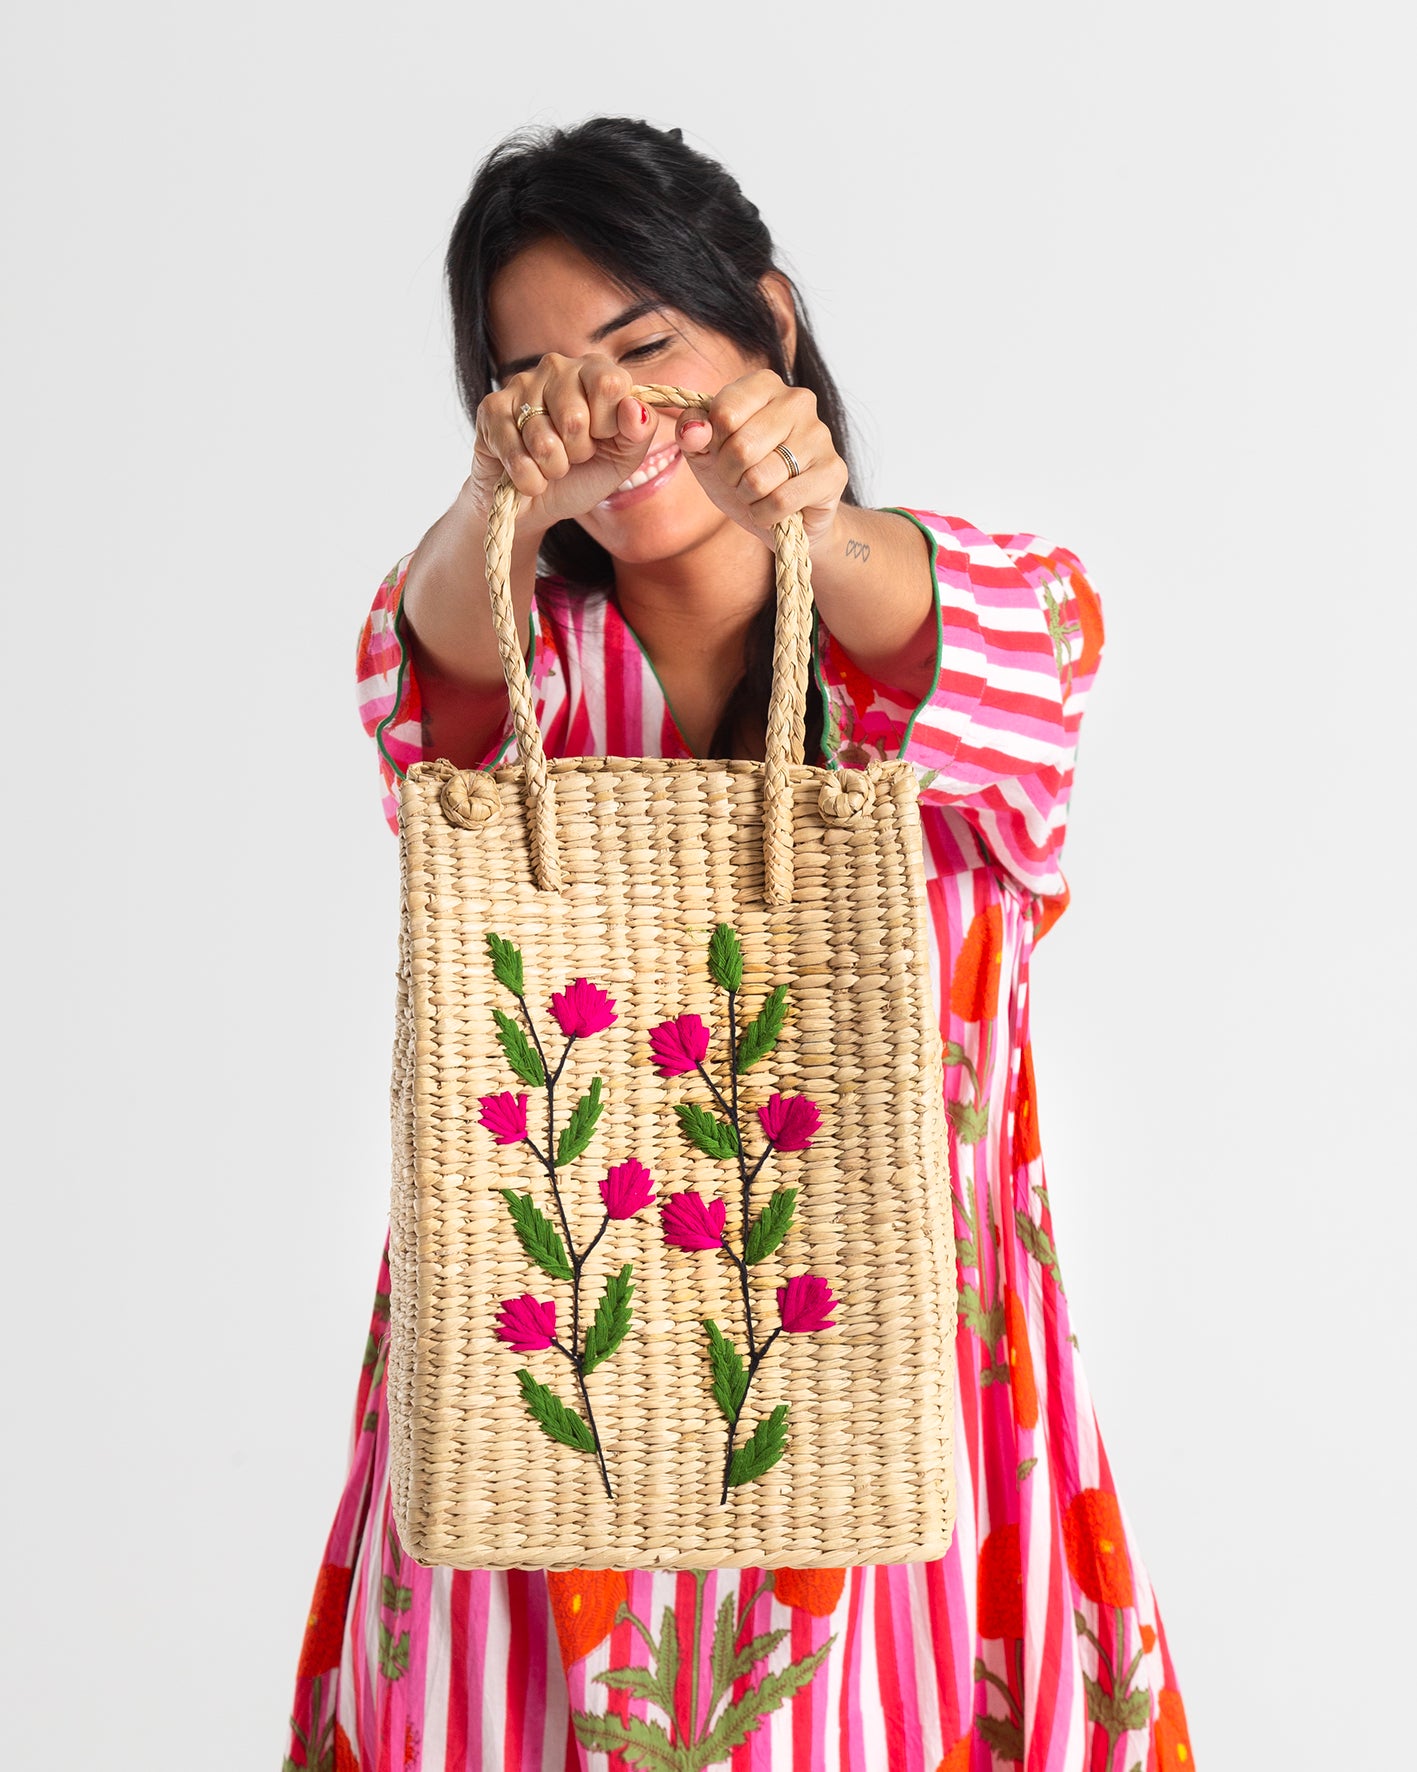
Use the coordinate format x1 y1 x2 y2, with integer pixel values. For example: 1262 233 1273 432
468 353 659 533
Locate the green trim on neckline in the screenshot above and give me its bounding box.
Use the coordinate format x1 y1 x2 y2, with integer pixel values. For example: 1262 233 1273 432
877 507 945 761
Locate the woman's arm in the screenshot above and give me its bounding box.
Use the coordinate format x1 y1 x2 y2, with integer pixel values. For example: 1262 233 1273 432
803 506 937 702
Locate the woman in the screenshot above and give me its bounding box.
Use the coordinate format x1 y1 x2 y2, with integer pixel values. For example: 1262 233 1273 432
286 118 1193 1772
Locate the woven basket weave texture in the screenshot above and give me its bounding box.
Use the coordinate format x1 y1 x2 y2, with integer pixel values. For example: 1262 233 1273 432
387 388 956 1570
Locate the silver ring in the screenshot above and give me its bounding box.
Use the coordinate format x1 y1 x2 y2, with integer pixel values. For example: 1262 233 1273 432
516 403 547 434
775 442 802 477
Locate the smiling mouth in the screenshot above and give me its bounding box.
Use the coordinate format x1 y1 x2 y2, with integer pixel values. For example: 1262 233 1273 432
612 445 680 493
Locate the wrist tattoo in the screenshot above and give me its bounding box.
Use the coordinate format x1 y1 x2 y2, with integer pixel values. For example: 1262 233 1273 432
844 537 871 562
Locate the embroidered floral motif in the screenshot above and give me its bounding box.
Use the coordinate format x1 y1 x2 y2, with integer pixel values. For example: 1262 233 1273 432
650 924 835 1502
570 1570 835 1769
478 932 653 1497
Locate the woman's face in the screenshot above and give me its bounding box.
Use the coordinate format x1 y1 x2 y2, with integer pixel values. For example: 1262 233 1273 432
487 235 769 567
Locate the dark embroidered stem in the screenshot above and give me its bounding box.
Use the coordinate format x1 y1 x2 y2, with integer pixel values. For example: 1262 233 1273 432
574 1362 613 1500
692 1057 737 1131
577 1213 610 1272
516 1002 612 1498
720 1326 782 1503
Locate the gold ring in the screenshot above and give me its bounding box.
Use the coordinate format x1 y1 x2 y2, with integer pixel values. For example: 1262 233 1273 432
516 403 547 433
776 442 802 477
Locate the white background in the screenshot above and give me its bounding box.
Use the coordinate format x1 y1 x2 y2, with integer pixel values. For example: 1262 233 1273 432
4 2 1412 1765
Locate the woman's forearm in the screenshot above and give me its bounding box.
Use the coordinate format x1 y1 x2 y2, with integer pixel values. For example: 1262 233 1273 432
807 507 937 704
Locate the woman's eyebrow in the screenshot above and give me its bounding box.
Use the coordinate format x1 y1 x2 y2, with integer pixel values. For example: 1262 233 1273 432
494 300 663 381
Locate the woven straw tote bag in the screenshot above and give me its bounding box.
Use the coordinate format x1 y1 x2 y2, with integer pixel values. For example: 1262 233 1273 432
387 386 956 1571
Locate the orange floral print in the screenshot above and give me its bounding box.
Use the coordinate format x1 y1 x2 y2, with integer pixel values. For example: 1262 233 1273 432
1141 1623 1157 1654
1013 1041 1042 1165
773 1566 846 1617
1062 1489 1134 1608
547 1569 629 1668
1069 569 1105 683
937 1734 972 1772
950 905 1004 1023
1004 1288 1039 1430
335 1721 360 1772
1153 1687 1193 1769
976 1523 1023 1639
297 1564 354 1678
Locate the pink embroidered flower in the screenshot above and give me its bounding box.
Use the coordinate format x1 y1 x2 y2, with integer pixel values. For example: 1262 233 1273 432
777 1274 837 1333
549 977 617 1039
495 1293 557 1352
647 1013 712 1076
478 1091 529 1144
757 1093 822 1152
599 1159 655 1220
660 1191 727 1250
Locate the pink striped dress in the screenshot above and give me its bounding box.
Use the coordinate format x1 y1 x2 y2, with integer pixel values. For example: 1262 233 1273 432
284 509 1193 1772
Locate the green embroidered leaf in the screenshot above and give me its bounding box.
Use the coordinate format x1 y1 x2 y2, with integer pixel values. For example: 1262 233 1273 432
1032 1182 1051 1210
653 1606 681 1710
978 1363 1006 1386
499 1190 574 1282
976 1712 1025 1761
693 1639 833 1765
943 1040 970 1065
947 1098 990 1145
377 1622 410 1680
492 1008 546 1087
380 1575 413 1613
736 985 788 1071
708 922 744 993
703 1319 749 1421
959 1283 1005 1347
486 931 525 997
728 1404 789 1487
594 1665 674 1710
515 1369 595 1453
583 1264 634 1375
720 1627 791 1690
1017 1457 1038 1483
362 1410 378 1433
372 1289 391 1321
570 1712 681 1771
674 1101 740 1160
955 1237 978 1268
744 1186 797 1265
1015 1210 1065 1291
556 1076 604 1168
1110 1685 1152 1733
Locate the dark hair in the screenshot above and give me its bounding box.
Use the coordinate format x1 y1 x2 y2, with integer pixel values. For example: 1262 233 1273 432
445 117 860 762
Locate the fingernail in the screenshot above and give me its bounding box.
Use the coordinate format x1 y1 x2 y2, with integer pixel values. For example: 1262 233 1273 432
639 403 649 424
682 419 709 441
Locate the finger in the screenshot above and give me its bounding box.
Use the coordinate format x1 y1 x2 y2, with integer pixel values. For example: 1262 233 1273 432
578 356 636 440
716 390 820 499
707 370 781 450
542 367 596 467
478 388 551 499
743 458 849 531
676 412 713 457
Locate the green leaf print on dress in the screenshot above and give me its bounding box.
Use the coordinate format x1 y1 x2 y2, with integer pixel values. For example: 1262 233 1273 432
571 1572 835 1771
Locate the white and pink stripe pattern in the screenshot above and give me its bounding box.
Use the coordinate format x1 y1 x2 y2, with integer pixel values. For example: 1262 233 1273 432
287 512 1192 1772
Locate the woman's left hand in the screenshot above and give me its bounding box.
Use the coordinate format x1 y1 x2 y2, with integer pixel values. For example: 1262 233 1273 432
673 370 849 547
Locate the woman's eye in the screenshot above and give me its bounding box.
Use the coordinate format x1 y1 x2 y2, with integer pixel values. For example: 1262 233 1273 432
623 337 670 361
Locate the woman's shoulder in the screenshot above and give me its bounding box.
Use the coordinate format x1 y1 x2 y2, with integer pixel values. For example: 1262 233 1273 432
890 507 1092 589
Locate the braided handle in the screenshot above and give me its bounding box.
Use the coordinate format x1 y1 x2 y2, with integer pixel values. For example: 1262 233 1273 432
484 384 815 904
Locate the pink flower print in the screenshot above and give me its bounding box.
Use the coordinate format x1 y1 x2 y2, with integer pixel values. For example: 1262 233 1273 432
496 1293 557 1353
599 1159 654 1220
777 1274 837 1333
478 1091 529 1144
549 977 617 1039
648 1013 712 1076
757 1093 822 1153
661 1191 727 1250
